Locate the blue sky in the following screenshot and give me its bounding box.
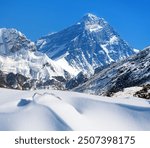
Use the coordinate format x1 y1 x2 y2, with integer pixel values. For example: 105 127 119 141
0 0 150 49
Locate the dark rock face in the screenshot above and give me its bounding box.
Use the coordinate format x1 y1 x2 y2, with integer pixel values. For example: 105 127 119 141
16 73 28 86
0 71 33 90
66 72 88 89
6 73 17 88
52 76 66 82
0 71 7 88
0 70 66 90
134 84 150 99
36 79 65 90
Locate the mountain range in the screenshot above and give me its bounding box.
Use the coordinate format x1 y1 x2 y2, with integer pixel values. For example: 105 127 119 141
1 13 150 132
0 13 149 99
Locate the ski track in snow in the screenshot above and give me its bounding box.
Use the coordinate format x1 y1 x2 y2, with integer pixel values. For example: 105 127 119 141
0 88 150 131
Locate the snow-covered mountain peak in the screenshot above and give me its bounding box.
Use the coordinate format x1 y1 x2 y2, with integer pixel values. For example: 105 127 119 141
81 13 100 22
0 28 72 90
78 13 107 32
80 13 106 24
0 28 23 36
0 28 36 56
36 14 137 75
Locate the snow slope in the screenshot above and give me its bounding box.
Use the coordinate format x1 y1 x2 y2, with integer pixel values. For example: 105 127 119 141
0 88 150 131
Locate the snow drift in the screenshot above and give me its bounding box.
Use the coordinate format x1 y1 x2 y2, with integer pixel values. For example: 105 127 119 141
0 88 150 131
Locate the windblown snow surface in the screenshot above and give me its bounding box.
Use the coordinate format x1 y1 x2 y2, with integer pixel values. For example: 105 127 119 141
0 88 150 131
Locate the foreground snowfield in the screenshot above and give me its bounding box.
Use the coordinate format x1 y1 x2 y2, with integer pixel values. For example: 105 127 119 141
0 88 150 131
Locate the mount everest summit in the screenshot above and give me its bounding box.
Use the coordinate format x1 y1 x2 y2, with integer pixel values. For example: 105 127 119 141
0 13 143 92
36 13 136 75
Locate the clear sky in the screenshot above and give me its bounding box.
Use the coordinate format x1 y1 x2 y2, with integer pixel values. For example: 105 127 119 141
0 0 150 49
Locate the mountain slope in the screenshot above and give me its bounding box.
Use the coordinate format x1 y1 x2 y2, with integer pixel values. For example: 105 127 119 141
36 13 136 75
0 28 71 89
74 46 150 96
0 88 150 131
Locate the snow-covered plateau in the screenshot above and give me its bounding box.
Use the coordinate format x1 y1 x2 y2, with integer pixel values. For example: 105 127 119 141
0 88 150 131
